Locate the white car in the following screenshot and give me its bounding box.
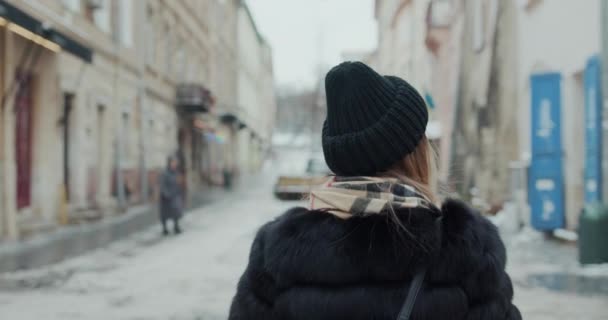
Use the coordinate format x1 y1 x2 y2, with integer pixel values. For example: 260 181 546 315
274 158 332 200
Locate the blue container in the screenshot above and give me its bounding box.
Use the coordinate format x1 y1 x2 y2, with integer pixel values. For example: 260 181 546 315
584 56 603 204
528 73 565 230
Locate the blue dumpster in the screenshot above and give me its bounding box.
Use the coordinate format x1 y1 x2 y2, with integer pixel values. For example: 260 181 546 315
528 73 565 231
584 56 603 204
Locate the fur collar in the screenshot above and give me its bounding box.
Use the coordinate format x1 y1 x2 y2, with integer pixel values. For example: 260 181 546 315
259 199 505 288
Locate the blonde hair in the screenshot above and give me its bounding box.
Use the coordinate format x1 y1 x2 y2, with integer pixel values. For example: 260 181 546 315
379 135 439 245
381 135 438 204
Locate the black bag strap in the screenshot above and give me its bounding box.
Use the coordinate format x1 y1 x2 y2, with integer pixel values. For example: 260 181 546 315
397 215 443 320
396 268 426 320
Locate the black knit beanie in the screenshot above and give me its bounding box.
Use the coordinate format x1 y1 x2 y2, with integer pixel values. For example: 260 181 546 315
322 61 428 176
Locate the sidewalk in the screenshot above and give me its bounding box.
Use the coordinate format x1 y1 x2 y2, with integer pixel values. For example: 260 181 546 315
502 228 608 319
0 169 287 320
0 186 226 273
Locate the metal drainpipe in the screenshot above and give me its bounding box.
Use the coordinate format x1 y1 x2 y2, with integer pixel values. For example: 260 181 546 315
136 2 147 203
111 1 125 209
448 15 466 193
0 30 5 237
601 0 608 202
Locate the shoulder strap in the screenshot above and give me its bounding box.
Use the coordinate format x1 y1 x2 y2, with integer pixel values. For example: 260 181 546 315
396 216 442 320
396 268 426 320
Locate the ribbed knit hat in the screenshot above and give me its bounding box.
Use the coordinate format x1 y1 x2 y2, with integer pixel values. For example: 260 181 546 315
322 61 428 176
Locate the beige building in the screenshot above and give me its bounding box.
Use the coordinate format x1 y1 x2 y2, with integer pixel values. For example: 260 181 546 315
371 0 607 235
373 0 518 206
372 0 442 184
235 3 276 173
423 0 463 184
0 0 274 241
374 0 432 92
448 0 519 206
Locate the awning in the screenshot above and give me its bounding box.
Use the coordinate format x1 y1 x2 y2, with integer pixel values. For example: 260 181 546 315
203 132 224 144
219 112 248 131
219 113 239 124
0 0 93 63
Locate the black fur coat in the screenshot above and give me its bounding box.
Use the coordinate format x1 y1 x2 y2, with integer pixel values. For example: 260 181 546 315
228 199 522 319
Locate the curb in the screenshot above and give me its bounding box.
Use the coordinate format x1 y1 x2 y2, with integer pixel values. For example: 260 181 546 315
0 191 218 273
0 205 157 273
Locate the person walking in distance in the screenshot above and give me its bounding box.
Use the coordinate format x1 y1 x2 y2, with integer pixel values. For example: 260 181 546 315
159 155 183 235
228 62 521 319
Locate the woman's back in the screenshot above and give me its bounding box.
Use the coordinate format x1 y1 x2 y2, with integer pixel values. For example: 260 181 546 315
229 200 520 319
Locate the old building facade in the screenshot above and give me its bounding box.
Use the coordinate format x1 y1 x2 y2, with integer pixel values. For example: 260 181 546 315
374 0 432 92
234 3 275 174
0 0 275 241
372 0 443 189
374 0 604 231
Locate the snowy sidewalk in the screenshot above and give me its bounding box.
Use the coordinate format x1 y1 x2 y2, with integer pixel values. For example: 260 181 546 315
0 173 295 320
505 229 608 319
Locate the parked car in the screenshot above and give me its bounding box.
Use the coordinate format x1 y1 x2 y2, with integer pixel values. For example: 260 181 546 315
274 157 332 200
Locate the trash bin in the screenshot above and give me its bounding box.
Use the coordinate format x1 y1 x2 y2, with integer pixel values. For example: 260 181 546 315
223 169 233 190
579 203 608 264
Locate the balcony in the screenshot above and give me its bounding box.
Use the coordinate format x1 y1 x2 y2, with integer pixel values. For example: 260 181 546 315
176 84 214 113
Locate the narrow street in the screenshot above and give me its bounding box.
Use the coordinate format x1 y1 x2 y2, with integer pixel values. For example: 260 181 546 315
0 157 607 319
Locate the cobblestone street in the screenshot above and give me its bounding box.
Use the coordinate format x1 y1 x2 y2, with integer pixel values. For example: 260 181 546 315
0 163 607 319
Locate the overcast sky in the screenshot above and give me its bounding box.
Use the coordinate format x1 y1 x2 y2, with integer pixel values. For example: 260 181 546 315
247 0 378 90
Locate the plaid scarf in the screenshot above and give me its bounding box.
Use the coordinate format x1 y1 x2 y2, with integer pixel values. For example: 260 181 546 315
309 176 431 219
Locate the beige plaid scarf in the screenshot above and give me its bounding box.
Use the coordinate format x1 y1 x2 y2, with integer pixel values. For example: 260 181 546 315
309 176 431 219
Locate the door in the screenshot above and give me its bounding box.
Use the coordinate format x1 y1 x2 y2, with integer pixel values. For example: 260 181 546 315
15 71 34 210
529 73 565 230
63 93 74 201
584 56 602 204
94 104 106 204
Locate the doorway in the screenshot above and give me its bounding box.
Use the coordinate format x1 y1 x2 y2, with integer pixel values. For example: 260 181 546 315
62 93 74 201
15 71 34 210
96 104 106 203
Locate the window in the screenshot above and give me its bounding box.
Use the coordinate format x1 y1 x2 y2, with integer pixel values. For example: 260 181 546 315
62 0 80 12
89 0 110 33
471 0 485 52
516 0 542 11
122 112 131 165
174 41 186 81
95 104 106 169
164 25 172 74
427 0 452 28
84 4 95 22
145 7 156 65
118 0 133 47
187 59 197 82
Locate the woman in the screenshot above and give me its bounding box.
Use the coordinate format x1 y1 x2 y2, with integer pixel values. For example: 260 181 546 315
229 62 521 319
159 155 183 235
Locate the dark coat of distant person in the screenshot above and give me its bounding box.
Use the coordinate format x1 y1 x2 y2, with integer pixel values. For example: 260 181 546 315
159 157 183 221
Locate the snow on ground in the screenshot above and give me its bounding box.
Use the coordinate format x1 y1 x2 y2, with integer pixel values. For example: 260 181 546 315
0 171 298 320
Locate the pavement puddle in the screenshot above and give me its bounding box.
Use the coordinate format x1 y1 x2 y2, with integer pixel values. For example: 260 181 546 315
526 273 608 296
